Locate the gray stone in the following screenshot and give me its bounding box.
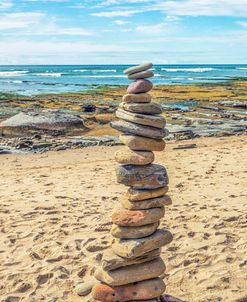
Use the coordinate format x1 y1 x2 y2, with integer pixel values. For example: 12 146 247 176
112 229 173 258
116 109 166 129
111 222 159 239
75 279 96 296
121 195 172 210
128 70 154 80
110 120 168 139
116 164 169 189
119 102 163 115
124 62 153 75
120 134 166 151
101 248 161 271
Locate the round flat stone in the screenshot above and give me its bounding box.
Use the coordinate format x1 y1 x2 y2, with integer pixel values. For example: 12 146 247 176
75 279 96 296
127 186 169 201
121 195 172 210
128 70 154 80
112 229 173 258
120 102 163 115
120 134 166 151
116 164 169 189
111 120 168 139
111 222 159 239
92 278 165 302
124 62 153 75
122 93 151 103
116 109 166 129
127 79 153 94
115 148 154 165
112 207 165 227
94 257 165 286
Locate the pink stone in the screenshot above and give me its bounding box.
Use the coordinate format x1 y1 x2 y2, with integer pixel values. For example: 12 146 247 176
127 79 153 94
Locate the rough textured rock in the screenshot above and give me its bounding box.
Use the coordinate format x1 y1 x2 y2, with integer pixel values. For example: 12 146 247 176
124 62 153 75
116 164 169 189
121 195 172 210
111 222 159 239
126 186 169 201
112 229 173 258
122 93 151 103
119 102 163 115
115 148 154 165
127 79 153 94
120 134 166 151
116 109 166 129
101 248 161 271
128 70 154 80
94 257 165 286
111 120 168 139
75 279 96 296
92 278 165 302
112 207 165 227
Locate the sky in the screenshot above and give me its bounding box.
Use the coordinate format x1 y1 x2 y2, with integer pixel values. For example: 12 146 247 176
0 0 247 64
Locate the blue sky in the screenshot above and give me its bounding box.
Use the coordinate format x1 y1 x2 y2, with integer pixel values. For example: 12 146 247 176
0 0 247 64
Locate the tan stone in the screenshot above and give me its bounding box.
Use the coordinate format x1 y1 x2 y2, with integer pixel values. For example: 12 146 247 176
122 93 151 103
127 186 169 201
128 70 154 80
120 134 166 151
101 248 161 271
112 206 165 227
119 102 163 115
116 108 166 129
111 222 159 239
112 229 173 258
75 278 96 296
121 195 172 210
92 278 165 302
94 257 165 286
115 148 154 165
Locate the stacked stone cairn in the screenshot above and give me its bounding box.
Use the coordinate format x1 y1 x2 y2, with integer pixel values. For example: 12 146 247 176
92 63 173 302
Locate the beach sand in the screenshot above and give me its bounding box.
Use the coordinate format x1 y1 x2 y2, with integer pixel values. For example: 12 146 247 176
0 135 246 302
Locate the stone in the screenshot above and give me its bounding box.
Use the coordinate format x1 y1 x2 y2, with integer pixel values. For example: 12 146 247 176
127 186 169 201
120 134 166 151
112 229 173 258
111 222 159 239
127 79 153 94
116 164 169 189
115 148 154 165
92 278 165 302
102 248 161 271
128 70 154 80
112 207 165 227
121 195 172 210
75 279 96 296
116 109 166 129
119 102 163 115
123 93 151 103
111 120 168 140
94 257 165 286
124 62 153 75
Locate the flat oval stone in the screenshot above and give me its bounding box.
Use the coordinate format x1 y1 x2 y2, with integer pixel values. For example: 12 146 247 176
127 186 169 201
122 93 151 103
116 164 169 189
112 207 165 227
115 148 154 165
120 102 163 115
75 279 96 296
121 195 172 210
124 62 153 75
120 134 166 151
116 109 166 129
111 222 159 239
112 229 173 258
128 70 154 80
92 278 165 302
127 79 153 94
111 120 168 139
94 257 165 286
102 248 161 271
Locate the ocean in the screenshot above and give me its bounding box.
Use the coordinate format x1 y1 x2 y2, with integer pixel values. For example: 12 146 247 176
0 64 247 96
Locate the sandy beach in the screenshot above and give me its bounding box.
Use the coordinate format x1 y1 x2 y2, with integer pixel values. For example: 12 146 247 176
0 134 246 302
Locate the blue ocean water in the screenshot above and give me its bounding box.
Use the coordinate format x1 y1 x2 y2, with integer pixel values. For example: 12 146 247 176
0 64 247 96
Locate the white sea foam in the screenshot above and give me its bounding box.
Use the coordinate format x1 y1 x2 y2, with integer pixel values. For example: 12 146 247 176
161 68 214 72
81 75 125 78
0 71 28 77
237 67 247 70
35 73 62 77
91 69 117 73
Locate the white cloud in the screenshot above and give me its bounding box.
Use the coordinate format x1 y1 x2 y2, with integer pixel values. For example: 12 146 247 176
238 21 247 27
91 10 140 17
0 0 13 9
113 20 129 25
136 23 165 35
0 12 44 30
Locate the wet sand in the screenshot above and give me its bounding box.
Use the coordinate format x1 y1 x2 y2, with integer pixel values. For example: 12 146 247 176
0 135 247 302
